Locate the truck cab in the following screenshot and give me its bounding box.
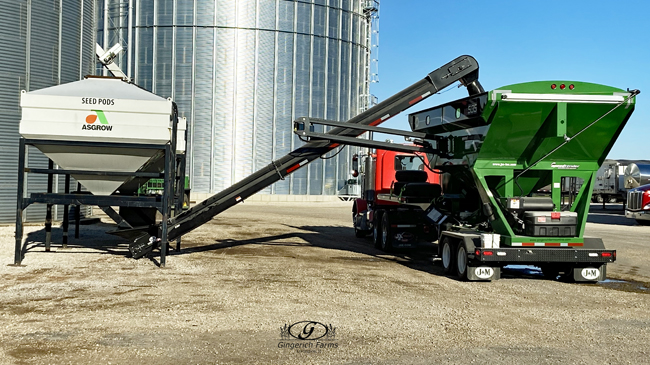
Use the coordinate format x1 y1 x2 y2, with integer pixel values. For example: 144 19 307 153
352 148 442 251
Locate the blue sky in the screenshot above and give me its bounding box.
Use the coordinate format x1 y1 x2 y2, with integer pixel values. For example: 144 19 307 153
371 0 649 160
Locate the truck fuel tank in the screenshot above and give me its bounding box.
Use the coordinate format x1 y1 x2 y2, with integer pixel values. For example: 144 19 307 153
624 163 650 189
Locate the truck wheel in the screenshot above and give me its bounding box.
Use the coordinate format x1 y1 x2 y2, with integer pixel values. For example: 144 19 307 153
381 213 393 252
456 243 468 280
441 237 455 274
607 196 618 203
595 194 604 203
373 211 383 248
636 219 650 226
353 213 367 238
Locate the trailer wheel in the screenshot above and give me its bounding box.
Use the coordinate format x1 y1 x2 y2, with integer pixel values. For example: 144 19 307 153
595 194 604 203
608 196 618 203
441 237 455 274
540 265 560 280
381 213 393 252
456 243 468 280
559 266 576 283
373 211 383 248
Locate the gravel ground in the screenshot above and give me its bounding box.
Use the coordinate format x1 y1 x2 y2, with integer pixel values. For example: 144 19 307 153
0 201 648 364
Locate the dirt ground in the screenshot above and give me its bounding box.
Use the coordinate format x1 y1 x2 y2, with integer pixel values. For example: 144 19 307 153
0 201 648 364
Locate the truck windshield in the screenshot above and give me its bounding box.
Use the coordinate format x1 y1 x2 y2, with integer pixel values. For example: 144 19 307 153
394 155 423 171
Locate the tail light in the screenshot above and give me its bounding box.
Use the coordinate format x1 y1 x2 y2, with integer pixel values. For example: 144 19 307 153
475 250 494 256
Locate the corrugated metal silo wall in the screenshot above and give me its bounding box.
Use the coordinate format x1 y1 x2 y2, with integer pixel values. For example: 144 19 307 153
0 0 96 223
101 0 370 196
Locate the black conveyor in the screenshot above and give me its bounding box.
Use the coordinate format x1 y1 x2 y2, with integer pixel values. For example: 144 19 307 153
144 55 483 244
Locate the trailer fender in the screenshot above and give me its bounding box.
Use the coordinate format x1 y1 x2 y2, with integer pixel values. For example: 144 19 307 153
441 232 480 253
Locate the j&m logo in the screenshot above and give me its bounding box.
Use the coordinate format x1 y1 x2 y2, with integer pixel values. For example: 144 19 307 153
83 110 113 131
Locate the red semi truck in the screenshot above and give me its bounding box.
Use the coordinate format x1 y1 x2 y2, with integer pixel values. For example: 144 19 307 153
352 148 441 251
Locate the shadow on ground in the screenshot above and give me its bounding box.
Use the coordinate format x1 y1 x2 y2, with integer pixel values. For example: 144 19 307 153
18 220 446 276
587 213 637 226
586 203 642 226
181 223 445 276
19 205 643 283
20 222 132 260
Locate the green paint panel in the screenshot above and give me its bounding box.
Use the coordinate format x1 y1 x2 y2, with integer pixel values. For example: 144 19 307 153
417 81 637 245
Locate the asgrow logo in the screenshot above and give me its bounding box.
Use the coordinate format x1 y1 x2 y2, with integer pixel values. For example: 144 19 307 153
83 110 113 131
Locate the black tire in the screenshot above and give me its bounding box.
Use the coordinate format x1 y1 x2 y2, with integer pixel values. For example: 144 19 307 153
373 211 383 248
558 266 576 283
381 213 393 252
352 213 365 238
456 243 468 280
440 237 455 275
607 196 618 203
540 265 560 280
636 219 650 226
595 194 604 203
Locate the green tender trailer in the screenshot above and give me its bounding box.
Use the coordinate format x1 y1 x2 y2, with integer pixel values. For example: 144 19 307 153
409 81 639 282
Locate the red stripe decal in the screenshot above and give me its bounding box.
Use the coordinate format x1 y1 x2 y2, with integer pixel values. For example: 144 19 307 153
522 242 535 247
409 96 423 105
568 243 583 247
286 164 301 173
369 118 383 126
330 143 340 148
546 242 561 247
